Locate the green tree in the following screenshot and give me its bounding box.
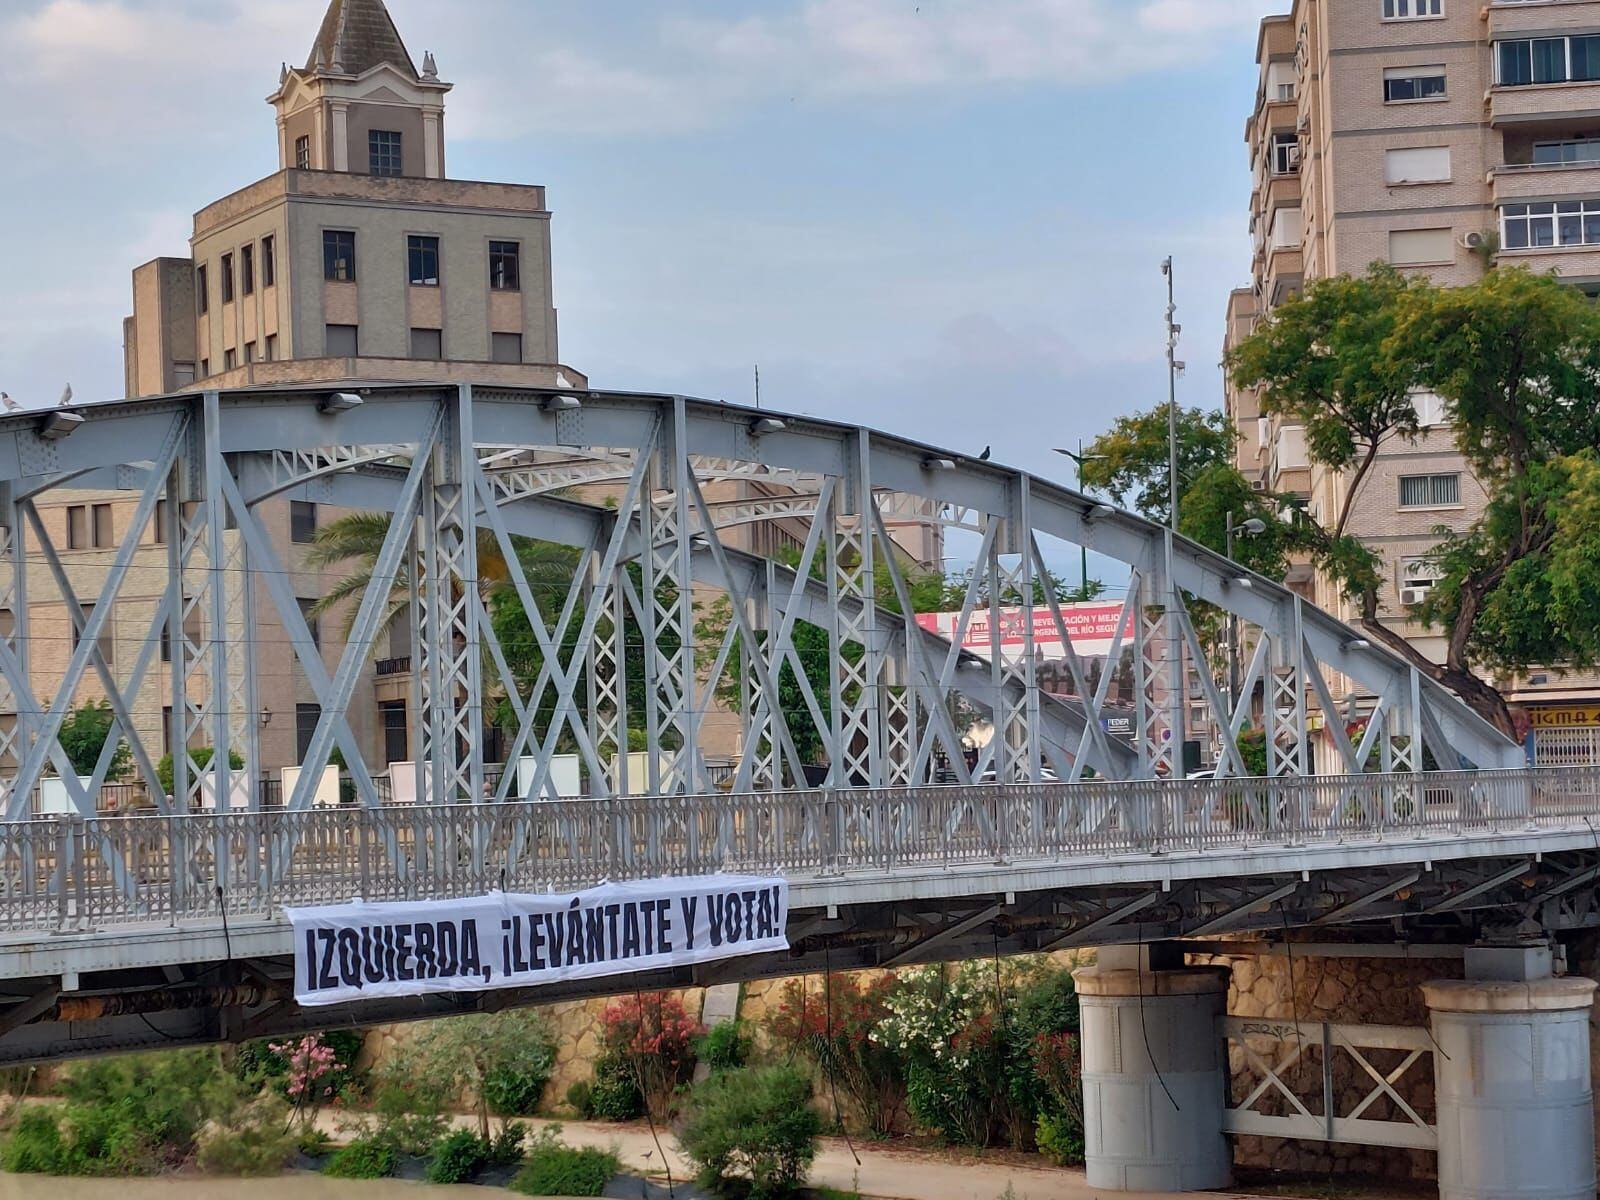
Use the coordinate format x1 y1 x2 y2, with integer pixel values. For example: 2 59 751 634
407 1011 558 1139
1076 406 1237 526
56 699 131 781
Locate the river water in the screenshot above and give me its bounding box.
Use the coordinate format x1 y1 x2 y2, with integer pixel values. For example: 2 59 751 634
0 1174 481 1199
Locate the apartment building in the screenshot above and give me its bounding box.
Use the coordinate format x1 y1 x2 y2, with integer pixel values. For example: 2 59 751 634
1224 0 1600 756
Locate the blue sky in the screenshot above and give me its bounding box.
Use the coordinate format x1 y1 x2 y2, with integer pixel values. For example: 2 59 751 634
0 0 1271 494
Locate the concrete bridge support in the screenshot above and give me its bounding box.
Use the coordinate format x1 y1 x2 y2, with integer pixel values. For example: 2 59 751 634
1073 949 1232 1192
1424 948 1598 1200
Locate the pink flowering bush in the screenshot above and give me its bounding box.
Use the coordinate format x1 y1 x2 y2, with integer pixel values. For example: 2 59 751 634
600 995 702 1121
268 1035 346 1128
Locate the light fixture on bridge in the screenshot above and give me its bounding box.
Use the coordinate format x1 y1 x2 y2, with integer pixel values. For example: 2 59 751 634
37 411 83 441
689 533 712 551
921 456 957 471
1233 576 1253 590
543 394 582 413
1084 503 1117 523
319 392 363 414
749 417 787 436
1343 637 1372 652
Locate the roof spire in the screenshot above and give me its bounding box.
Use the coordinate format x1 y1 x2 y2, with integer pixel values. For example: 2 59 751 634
305 0 419 80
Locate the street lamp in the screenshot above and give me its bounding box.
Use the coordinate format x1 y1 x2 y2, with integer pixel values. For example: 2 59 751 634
1053 441 1108 601
1225 512 1267 716
1162 257 1180 532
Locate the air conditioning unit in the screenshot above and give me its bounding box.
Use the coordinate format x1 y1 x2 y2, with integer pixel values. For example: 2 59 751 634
1250 478 1269 492
1459 230 1487 250
1400 586 1431 606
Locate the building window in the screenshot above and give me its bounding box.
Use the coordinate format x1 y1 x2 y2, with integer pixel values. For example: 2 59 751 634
323 230 356 281
200 358 209 378
220 253 235 303
290 500 318 544
1385 146 1451 184
265 334 278 362
1411 390 1448 427
296 135 311 169
241 243 254 296
408 235 440 286
1387 227 1453 265
369 129 403 177
1502 200 1600 249
66 505 87 549
1399 558 1444 604
489 241 521 291
295 703 321 764
73 602 114 668
410 328 443 360
1497 36 1600 87
381 700 408 765
1399 472 1461 508
162 705 172 757
325 323 358 356
1383 0 1441 18
92 503 112 548
491 332 523 363
243 341 256 365
1275 82 1295 103
1271 132 1300 175
298 598 321 650
196 264 209 315
224 348 237 372
1383 65 1446 102
1534 139 1600 165
261 235 275 287
151 498 167 545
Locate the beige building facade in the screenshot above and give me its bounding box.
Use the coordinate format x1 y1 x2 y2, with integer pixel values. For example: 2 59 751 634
1225 0 1600 751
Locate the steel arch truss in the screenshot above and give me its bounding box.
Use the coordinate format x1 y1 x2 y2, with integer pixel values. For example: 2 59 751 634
0 383 1519 843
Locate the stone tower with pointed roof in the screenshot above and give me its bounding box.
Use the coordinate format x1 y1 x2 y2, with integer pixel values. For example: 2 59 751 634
270 0 451 179
123 0 582 401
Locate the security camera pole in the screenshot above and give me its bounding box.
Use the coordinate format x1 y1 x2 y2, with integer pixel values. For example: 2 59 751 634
1162 257 1180 531
1225 512 1268 715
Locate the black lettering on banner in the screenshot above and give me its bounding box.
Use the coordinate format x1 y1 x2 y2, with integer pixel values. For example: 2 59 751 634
655 898 672 953
547 909 565 965
681 896 698 949
528 912 546 970
305 929 320 992
707 894 724 947
757 888 772 939
317 929 338 990
395 924 414 981
461 918 486 979
511 916 530 973
622 902 641 957
605 904 621 956
415 922 437 979
641 901 656 957
586 905 606 963
438 920 459 977
725 892 743 943
361 928 384 983
566 899 586 966
501 919 514 978
383 923 397 979
336 928 362 989
743 891 756 941
772 886 784 937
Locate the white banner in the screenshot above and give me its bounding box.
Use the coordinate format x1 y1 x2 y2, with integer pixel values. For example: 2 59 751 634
286 874 789 1007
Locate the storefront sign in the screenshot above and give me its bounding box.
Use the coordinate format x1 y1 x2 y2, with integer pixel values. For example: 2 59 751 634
1529 706 1600 729
287 874 789 1007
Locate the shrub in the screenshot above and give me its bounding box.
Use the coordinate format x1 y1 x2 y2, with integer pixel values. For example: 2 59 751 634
600 994 701 1121
1035 1111 1084 1167
511 1125 620 1197
194 1099 297 1176
155 747 244 796
409 1010 558 1135
565 1079 594 1118
367 1044 452 1154
697 1021 751 1073
1 1107 66 1173
323 1136 396 1179
298 1127 333 1157
487 1122 528 1167
768 974 904 1137
426 1127 489 1184
586 1053 643 1121
678 1065 821 1199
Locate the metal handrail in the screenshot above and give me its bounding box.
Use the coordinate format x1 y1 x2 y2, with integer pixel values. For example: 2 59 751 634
0 766 1591 931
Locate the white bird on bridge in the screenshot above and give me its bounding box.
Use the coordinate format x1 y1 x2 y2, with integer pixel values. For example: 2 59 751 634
0 394 16 413
58 384 72 407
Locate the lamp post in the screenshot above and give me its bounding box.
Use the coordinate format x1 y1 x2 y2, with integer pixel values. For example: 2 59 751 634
1162 257 1183 531
1053 441 1108 601
1225 512 1267 716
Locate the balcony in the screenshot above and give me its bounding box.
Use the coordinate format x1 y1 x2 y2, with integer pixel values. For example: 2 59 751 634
1490 81 1600 127
1489 1 1600 41
1490 158 1600 202
1265 170 1302 216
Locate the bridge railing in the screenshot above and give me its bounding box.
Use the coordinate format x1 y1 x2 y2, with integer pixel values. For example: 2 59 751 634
0 767 1593 931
